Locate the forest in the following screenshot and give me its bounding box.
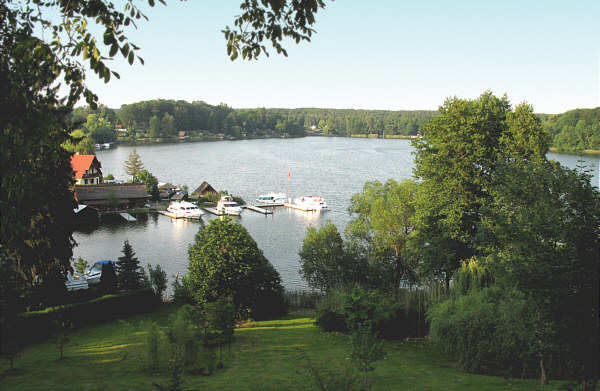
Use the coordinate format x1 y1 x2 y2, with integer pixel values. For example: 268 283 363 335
71 100 599 153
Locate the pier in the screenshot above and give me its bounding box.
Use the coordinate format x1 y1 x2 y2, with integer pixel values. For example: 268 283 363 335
158 210 202 220
244 205 273 214
283 202 318 212
202 207 225 216
119 212 137 222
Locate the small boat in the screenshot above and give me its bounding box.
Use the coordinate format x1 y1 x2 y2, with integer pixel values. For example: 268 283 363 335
216 195 243 216
256 192 287 205
167 200 204 219
65 272 89 291
86 260 115 285
292 196 329 211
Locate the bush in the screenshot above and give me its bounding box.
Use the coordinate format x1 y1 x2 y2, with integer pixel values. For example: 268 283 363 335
427 286 535 377
146 264 168 300
315 288 427 339
171 274 194 306
15 288 159 348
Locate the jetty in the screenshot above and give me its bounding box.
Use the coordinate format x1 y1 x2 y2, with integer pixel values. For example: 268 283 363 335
244 205 273 214
283 202 318 212
158 210 202 220
119 212 137 222
202 207 225 216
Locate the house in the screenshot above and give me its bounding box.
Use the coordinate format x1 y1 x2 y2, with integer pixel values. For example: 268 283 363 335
191 181 218 199
171 192 186 201
178 131 187 138
71 154 102 185
74 183 149 209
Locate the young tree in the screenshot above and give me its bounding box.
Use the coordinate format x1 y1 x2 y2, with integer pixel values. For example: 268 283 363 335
350 324 385 386
346 179 418 292
124 148 144 181
186 218 286 319
146 264 168 300
116 240 144 291
73 257 88 274
299 223 359 292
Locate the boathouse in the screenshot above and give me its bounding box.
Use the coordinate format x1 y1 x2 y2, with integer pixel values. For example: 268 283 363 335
71 154 102 185
191 181 218 199
74 183 149 209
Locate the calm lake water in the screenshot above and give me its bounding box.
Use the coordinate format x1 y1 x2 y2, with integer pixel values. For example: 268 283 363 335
73 137 599 291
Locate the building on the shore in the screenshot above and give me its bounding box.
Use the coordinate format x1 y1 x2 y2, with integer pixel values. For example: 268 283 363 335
191 181 218 199
71 154 102 185
74 183 149 209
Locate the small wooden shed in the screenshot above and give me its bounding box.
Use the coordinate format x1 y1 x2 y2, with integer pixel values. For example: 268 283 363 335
191 181 218 199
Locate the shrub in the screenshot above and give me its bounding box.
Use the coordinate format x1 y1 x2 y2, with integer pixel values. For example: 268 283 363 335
315 291 347 333
99 262 118 294
296 353 365 391
171 274 194 306
427 286 535 377
16 288 159 348
146 264 168 300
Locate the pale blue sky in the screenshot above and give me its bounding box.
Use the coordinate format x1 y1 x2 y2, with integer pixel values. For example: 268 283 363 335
84 0 600 113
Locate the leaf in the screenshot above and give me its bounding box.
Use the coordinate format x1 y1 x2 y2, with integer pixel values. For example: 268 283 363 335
109 44 118 57
128 51 134 65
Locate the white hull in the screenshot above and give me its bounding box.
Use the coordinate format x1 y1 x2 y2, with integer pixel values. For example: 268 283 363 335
167 201 204 219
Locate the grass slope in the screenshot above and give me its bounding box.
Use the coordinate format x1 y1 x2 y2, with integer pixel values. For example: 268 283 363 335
0 306 563 390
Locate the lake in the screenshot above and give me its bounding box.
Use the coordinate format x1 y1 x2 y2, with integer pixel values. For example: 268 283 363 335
73 137 599 291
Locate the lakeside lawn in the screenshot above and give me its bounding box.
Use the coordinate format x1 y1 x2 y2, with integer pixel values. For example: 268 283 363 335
1 307 564 391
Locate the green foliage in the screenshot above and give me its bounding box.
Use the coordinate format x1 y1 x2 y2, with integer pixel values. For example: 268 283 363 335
124 148 144 181
104 173 115 181
427 287 535 377
350 324 385 386
186 218 287 319
142 321 163 373
138 169 160 201
315 291 347 333
299 223 354 292
546 108 600 152
296 352 365 391
411 91 549 289
146 264 168 300
116 240 144 291
346 179 418 291
73 257 89 274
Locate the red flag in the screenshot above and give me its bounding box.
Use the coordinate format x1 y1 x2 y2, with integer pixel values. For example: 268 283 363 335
287 170 291 180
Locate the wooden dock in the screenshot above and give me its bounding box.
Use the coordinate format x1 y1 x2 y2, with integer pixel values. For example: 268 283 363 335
255 202 284 207
158 210 202 220
283 203 318 212
202 207 225 216
244 205 273 214
119 212 137 222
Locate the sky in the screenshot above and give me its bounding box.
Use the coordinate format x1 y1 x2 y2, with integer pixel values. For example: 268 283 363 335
81 0 600 113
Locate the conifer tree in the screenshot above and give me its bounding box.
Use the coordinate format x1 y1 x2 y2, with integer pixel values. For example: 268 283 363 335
116 240 143 291
124 148 144 181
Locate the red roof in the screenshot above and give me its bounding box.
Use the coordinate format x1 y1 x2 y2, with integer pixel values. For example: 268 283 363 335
70 155 99 179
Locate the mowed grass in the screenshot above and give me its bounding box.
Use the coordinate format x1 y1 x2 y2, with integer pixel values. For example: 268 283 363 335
0 306 565 390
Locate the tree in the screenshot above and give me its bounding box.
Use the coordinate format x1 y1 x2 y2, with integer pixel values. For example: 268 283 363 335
162 113 175 137
124 148 144 181
350 324 385 386
299 223 362 292
1 10 76 310
116 240 144 291
138 169 160 201
411 92 549 288
73 257 89 274
146 264 168 300
149 115 161 138
186 218 286 319
346 179 418 292
99 262 118 294
481 161 600 386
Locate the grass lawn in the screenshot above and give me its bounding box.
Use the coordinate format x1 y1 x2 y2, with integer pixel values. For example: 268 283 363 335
0 306 565 390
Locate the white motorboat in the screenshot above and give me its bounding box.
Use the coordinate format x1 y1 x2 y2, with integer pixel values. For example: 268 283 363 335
256 192 287 205
167 200 204 219
217 195 243 215
86 260 114 285
292 196 329 211
65 272 89 291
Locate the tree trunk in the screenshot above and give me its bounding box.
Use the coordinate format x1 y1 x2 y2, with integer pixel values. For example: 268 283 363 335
540 357 547 386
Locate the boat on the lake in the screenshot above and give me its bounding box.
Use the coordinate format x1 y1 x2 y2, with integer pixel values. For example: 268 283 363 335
290 196 329 211
65 272 89 291
167 200 204 219
216 195 243 215
256 192 287 205
86 260 115 285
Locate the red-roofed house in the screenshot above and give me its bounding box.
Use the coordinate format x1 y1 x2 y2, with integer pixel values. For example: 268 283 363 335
71 154 102 185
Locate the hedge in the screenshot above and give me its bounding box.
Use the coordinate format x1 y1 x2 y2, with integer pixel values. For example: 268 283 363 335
12 288 159 348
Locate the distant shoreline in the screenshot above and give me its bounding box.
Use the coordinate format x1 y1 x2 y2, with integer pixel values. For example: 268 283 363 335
549 147 600 156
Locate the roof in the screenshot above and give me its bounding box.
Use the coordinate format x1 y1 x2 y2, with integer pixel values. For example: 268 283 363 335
158 182 177 190
171 192 186 201
74 183 149 201
71 155 101 179
192 181 218 197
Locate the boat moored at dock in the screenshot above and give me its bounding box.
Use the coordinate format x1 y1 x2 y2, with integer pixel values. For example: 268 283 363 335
216 195 243 215
256 192 287 206
285 196 329 211
165 200 204 219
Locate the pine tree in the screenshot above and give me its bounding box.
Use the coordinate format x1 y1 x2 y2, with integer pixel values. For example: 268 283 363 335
116 240 143 291
124 148 144 181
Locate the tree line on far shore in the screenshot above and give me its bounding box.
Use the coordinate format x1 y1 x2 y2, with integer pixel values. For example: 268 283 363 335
71 100 600 153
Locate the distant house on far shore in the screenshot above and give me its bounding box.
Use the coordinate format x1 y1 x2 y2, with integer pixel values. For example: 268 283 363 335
71 154 102 185
191 181 218 199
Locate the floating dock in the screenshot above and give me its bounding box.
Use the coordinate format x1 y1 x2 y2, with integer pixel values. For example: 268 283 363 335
119 212 137 222
158 210 202 220
244 205 273 214
255 202 284 207
202 207 225 216
283 203 318 212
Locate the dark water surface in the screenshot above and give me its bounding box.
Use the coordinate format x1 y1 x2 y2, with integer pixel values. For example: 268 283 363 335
73 137 599 291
